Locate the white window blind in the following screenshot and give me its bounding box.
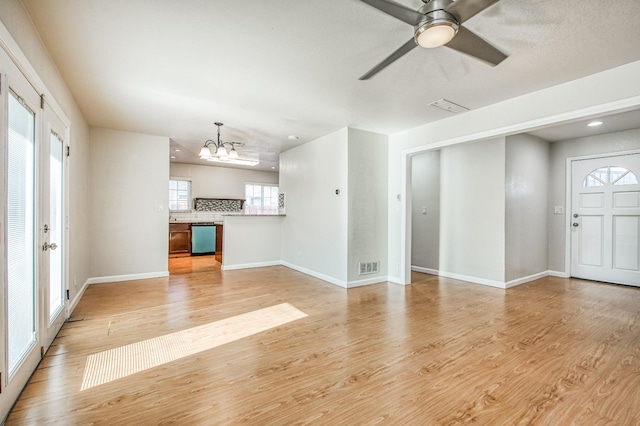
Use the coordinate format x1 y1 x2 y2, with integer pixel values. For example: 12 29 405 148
7 91 37 374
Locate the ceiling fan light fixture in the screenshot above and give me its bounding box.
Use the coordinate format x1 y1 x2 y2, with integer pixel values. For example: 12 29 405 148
415 17 458 48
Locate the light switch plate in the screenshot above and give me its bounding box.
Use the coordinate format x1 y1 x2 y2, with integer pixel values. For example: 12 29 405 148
554 206 564 214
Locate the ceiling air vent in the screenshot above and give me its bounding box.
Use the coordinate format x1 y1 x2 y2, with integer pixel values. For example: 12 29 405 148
429 99 469 114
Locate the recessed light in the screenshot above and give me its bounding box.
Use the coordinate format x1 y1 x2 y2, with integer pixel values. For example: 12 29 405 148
288 135 299 140
170 156 176 159
174 148 181 152
271 166 276 169
587 120 603 127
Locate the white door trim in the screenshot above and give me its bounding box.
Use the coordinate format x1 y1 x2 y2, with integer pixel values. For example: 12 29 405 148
564 149 640 279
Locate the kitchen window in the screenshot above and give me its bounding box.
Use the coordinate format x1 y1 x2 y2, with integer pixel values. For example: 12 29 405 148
169 179 191 211
245 183 279 214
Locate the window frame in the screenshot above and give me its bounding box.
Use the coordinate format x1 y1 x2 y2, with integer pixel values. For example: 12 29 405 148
169 178 192 212
244 182 279 215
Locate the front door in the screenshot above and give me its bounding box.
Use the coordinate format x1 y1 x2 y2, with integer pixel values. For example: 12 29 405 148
570 153 640 286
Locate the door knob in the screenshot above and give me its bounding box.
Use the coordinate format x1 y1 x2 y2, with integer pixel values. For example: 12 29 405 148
572 223 579 227
43 242 58 251
573 213 579 218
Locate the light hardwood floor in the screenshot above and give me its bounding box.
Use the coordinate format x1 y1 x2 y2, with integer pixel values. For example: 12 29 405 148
6 257 640 425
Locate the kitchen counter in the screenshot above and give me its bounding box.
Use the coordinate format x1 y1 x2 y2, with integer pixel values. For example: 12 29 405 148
170 214 285 224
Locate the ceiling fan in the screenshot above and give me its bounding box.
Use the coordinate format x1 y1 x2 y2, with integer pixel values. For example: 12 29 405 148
358 0 508 80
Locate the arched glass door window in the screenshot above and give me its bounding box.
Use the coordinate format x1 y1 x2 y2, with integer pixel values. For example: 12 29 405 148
583 166 638 187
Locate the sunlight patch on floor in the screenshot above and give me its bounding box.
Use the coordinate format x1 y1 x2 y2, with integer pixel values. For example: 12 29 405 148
80 303 307 390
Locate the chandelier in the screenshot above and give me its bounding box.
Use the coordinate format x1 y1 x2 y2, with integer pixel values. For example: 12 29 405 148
199 122 258 166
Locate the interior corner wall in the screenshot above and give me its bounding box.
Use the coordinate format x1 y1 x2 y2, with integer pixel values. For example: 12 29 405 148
0 0 91 300
548 128 640 272
411 150 440 271
347 128 388 283
505 134 549 282
89 127 169 279
279 128 349 284
440 138 506 283
170 162 278 200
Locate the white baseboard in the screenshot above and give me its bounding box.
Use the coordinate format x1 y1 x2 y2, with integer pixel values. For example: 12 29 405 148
222 261 281 271
411 266 439 275
68 279 89 315
222 260 390 289
505 271 550 288
386 275 406 285
548 270 570 278
280 261 348 288
438 270 506 289
412 267 561 289
87 271 169 285
347 276 389 288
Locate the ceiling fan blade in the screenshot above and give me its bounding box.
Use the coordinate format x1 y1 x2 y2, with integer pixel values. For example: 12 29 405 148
359 38 417 80
445 0 500 24
358 0 424 26
445 26 507 66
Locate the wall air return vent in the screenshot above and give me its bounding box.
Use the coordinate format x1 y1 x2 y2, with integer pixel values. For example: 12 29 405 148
359 261 380 275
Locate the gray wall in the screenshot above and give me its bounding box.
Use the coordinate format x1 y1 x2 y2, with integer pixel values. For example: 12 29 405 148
89 127 170 278
548 128 640 272
411 150 440 271
440 138 506 283
505 134 549 282
347 128 388 282
280 128 349 283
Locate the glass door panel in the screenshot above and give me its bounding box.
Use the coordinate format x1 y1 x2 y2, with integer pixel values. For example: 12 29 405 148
48 132 64 320
7 90 36 375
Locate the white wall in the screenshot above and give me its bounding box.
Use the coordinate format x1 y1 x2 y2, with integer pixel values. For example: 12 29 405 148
222 216 282 269
280 128 349 284
411 150 440 271
505 134 549 282
0 0 91 301
347 128 388 284
170 162 278 202
89 127 169 280
389 60 640 284
439 138 506 283
548 128 640 272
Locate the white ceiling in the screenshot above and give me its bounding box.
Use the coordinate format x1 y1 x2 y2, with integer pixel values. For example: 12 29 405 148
527 108 640 142
20 0 640 171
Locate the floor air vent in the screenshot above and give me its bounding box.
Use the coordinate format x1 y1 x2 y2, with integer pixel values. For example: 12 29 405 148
359 261 379 275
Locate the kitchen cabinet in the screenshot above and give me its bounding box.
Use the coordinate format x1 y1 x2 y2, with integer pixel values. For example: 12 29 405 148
215 224 223 263
169 223 191 257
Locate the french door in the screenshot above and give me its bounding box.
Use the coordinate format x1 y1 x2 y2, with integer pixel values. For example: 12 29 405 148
41 104 67 348
1 47 68 419
570 153 640 286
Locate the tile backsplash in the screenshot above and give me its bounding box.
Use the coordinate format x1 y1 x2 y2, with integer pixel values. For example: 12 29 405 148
194 198 244 212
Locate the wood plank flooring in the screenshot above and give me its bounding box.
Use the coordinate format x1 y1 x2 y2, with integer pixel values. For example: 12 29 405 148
6 257 640 425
